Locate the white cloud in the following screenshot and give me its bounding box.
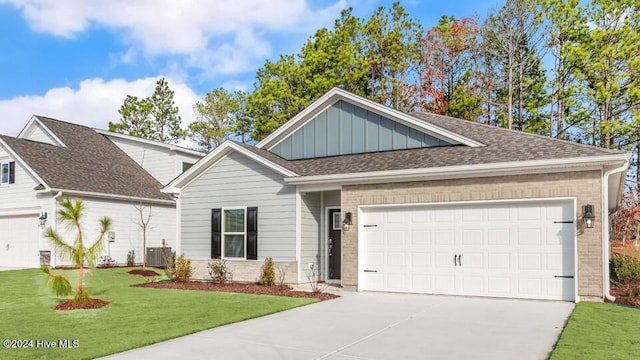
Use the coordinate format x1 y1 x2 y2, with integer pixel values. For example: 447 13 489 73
2 0 346 76
0 77 200 137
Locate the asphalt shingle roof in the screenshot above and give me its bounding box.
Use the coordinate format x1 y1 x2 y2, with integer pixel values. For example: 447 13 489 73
1 116 172 200
255 112 624 177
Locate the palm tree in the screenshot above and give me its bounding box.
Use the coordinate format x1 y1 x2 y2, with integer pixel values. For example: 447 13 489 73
43 199 111 304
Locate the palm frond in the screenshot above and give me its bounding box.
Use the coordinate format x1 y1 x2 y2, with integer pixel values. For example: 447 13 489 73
42 266 72 297
44 228 75 261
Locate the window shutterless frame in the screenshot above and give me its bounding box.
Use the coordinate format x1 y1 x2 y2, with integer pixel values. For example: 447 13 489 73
222 208 246 259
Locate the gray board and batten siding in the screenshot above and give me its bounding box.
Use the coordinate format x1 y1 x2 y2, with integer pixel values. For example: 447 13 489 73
269 100 451 160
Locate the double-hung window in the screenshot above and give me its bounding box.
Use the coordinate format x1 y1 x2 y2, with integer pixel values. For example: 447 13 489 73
0 161 15 185
223 209 245 258
211 207 258 260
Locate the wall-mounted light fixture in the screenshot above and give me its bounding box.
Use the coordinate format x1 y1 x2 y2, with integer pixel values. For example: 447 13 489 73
38 212 47 226
342 212 353 231
583 204 595 229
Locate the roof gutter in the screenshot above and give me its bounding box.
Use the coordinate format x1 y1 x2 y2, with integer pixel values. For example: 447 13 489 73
37 188 176 205
284 154 632 186
602 159 630 302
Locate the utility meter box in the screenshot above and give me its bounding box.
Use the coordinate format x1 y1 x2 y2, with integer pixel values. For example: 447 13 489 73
107 232 115 242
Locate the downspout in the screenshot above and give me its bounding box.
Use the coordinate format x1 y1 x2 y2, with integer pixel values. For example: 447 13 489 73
50 191 62 267
602 161 629 302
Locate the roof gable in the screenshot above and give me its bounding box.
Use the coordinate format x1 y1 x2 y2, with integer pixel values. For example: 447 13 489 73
270 100 452 160
1 117 172 201
18 115 66 146
257 88 484 158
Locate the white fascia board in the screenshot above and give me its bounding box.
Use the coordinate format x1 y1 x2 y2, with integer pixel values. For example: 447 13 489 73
95 129 205 157
18 116 66 147
0 138 49 188
256 87 485 150
285 154 632 186
163 141 298 192
38 188 176 205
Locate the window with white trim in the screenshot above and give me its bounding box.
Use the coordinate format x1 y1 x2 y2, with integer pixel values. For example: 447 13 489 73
211 207 258 260
223 208 245 258
0 161 15 185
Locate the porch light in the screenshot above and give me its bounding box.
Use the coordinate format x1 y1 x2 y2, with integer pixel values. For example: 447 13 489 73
38 212 47 226
342 212 352 231
583 204 595 229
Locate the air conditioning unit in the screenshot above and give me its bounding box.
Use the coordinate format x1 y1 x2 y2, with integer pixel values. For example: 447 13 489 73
146 247 171 268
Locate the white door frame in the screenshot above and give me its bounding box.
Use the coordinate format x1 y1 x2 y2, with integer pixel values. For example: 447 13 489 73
324 206 341 284
357 197 578 302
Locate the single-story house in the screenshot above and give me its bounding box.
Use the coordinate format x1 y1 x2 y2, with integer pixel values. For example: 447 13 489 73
163 87 630 302
0 116 203 268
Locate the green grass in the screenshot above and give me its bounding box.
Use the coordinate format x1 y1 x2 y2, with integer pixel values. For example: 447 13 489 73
0 268 316 359
550 302 640 359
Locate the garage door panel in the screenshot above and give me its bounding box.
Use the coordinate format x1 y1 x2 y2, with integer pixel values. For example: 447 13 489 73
361 200 575 301
0 215 40 268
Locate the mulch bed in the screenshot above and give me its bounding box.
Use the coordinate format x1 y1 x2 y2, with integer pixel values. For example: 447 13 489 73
128 269 161 277
133 281 339 301
55 298 110 311
610 281 640 308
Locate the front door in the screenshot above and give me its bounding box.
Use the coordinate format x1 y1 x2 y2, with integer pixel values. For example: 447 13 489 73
328 209 342 280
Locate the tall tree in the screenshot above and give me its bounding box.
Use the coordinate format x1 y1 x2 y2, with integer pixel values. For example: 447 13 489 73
570 0 640 149
149 78 184 143
482 0 546 130
418 15 482 119
364 2 423 111
188 88 244 151
109 78 184 143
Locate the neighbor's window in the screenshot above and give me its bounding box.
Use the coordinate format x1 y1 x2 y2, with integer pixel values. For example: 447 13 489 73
0 162 14 185
223 209 245 258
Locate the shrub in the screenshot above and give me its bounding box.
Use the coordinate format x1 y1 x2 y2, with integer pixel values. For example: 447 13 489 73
97 256 117 268
261 257 276 286
610 254 640 283
305 264 328 293
173 255 192 282
162 246 176 279
126 250 136 266
276 265 287 285
207 258 232 283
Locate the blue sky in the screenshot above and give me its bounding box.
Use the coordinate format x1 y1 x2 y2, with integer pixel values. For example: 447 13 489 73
0 0 500 137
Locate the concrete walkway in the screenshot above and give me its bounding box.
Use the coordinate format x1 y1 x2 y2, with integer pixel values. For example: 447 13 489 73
105 292 574 360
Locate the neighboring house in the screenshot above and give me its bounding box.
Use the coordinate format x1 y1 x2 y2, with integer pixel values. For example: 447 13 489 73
0 116 204 268
164 88 630 303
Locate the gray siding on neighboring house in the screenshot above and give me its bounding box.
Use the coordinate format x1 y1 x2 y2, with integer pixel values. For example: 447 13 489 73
180 152 296 261
270 100 450 160
106 136 203 185
0 146 49 213
301 192 321 275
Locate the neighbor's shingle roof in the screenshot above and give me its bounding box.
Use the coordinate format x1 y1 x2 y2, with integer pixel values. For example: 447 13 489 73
0 116 172 200
255 112 624 177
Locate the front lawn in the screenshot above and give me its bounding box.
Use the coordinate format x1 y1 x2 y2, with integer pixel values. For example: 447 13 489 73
0 268 316 359
550 302 640 359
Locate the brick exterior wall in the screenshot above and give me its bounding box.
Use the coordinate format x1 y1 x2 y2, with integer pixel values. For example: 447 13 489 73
341 170 603 299
191 260 298 284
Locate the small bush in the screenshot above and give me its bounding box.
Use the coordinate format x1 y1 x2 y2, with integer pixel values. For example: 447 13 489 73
276 265 287 285
173 255 192 282
97 256 117 268
162 246 176 279
261 257 276 286
610 254 640 283
305 264 327 293
207 258 232 283
126 250 136 267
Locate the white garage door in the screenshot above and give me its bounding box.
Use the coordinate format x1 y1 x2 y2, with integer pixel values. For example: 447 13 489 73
360 200 576 301
0 215 41 268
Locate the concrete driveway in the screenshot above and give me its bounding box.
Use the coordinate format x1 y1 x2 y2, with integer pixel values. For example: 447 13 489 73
105 292 574 360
